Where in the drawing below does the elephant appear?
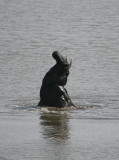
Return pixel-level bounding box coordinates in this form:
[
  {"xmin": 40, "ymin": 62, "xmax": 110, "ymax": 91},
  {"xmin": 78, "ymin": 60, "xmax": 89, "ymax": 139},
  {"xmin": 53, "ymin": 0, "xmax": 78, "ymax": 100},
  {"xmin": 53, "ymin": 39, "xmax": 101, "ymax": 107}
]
[{"xmin": 38, "ymin": 51, "xmax": 74, "ymax": 108}]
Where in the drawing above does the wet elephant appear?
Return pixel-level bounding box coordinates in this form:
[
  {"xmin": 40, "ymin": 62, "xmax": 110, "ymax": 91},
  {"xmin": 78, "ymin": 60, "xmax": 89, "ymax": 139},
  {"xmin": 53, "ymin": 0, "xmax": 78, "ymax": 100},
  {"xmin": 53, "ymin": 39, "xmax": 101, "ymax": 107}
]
[{"xmin": 38, "ymin": 51, "xmax": 74, "ymax": 108}]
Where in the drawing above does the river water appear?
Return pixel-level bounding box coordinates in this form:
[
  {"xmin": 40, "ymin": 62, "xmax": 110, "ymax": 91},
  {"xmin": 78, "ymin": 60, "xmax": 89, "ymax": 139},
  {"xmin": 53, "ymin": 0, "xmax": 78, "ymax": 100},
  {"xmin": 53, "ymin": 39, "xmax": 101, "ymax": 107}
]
[{"xmin": 0, "ymin": 0, "xmax": 119, "ymax": 159}]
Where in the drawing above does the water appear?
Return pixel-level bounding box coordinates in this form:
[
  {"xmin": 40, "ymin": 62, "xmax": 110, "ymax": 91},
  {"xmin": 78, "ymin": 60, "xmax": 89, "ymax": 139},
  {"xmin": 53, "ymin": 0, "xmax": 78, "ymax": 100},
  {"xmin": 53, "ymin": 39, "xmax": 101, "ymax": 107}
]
[{"xmin": 0, "ymin": 0, "xmax": 119, "ymax": 159}]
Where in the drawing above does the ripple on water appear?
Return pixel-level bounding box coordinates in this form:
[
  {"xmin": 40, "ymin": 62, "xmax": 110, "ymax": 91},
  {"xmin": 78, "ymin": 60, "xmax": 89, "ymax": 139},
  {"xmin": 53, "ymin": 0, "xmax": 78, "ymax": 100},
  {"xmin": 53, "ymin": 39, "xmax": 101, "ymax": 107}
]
[{"xmin": 13, "ymin": 104, "xmax": 102, "ymax": 113}]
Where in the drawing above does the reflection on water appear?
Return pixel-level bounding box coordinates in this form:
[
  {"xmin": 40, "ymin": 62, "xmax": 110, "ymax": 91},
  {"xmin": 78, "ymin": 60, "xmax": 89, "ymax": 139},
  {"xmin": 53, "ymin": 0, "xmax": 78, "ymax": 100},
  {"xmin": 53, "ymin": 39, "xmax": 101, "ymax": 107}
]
[{"xmin": 40, "ymin": 112, "xmax": 70, "ymax": 142}]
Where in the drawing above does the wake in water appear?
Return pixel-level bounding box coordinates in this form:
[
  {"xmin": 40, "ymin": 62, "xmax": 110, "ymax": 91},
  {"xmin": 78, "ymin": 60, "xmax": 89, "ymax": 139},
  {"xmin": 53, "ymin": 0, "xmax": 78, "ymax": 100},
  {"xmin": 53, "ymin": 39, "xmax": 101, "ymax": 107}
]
[{"xmin": 14, "ymin": 103, "xmax": 102, "ymax": 113}]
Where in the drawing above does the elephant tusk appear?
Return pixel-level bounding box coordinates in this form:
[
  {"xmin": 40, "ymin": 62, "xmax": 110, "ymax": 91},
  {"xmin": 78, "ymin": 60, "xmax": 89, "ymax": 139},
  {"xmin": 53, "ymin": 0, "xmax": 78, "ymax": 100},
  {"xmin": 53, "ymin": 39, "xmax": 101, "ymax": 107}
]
[
  {"xmin": 69, "ymin": 58, "xmax": 72, "ymax": 68},
  {"xmin": 66, "ymin": 56, "xmax": 68, "ymax": 62}
]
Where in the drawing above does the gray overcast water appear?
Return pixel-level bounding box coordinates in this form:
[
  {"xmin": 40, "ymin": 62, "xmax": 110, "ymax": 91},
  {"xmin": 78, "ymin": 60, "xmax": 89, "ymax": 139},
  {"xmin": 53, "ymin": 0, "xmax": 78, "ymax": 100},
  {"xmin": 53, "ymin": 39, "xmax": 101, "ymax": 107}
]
[{"xmin": 0, "ymin": 0, "xmax": 119, "ymax": 160}]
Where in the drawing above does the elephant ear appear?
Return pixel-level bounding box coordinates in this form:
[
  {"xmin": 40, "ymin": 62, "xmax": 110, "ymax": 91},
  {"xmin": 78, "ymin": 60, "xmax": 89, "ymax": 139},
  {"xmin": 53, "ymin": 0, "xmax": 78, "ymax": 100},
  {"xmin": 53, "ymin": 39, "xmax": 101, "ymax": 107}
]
[{"xmin": 52, "ymin": 51, "xmax": 72, "ymax": 68}]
